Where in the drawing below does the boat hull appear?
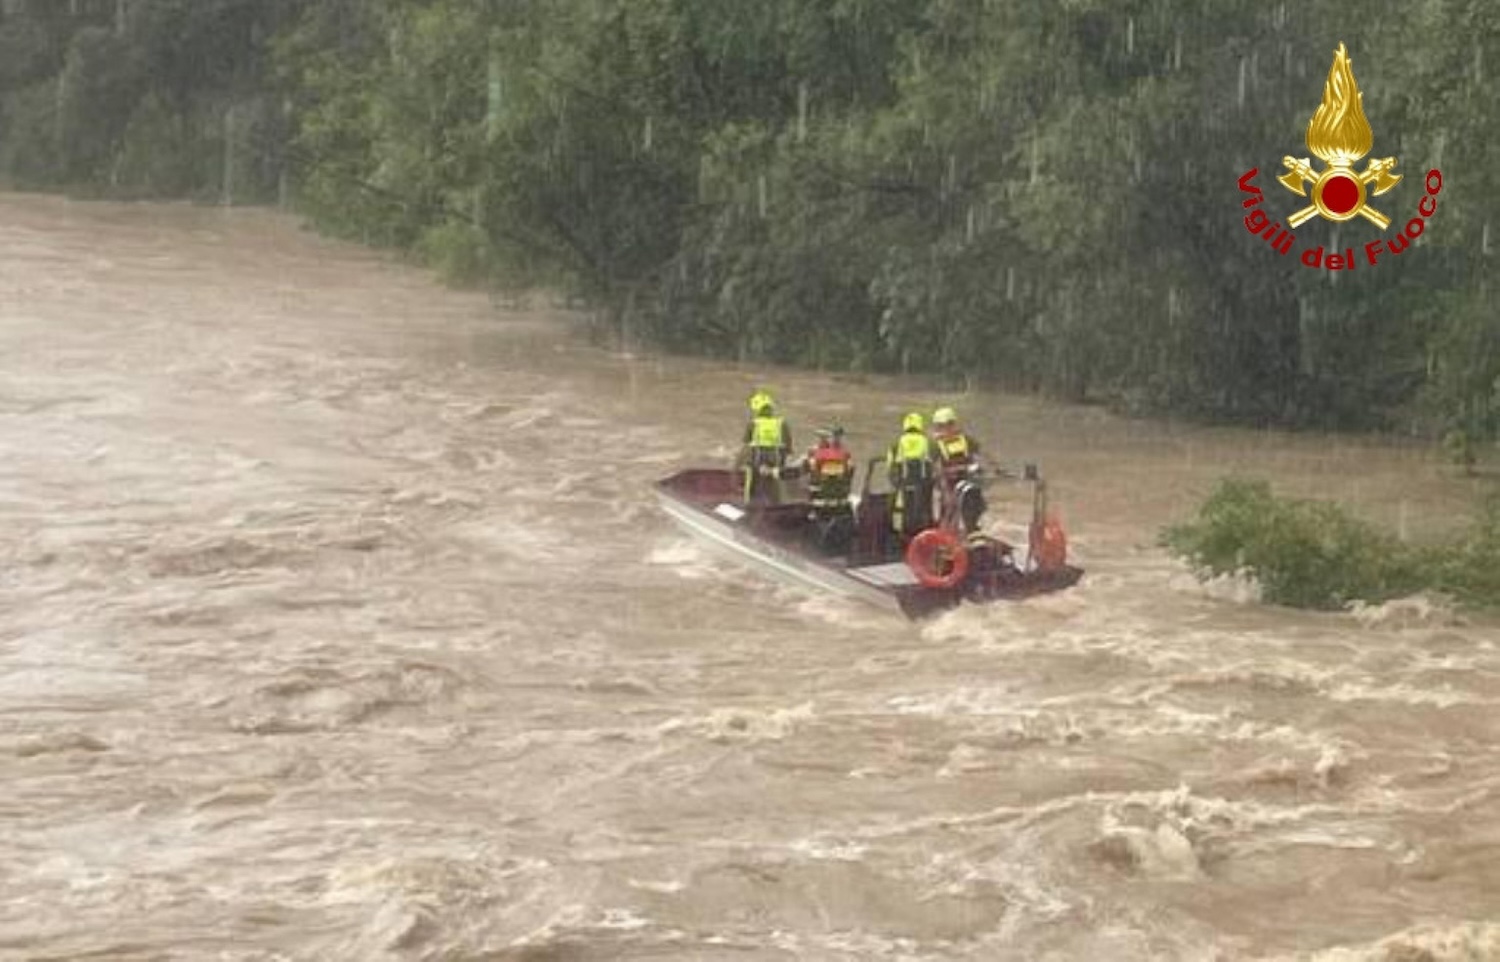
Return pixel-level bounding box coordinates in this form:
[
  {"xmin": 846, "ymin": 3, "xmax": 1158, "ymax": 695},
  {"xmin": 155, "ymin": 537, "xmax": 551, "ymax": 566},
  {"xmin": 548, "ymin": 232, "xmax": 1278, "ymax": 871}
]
[
  {"xmin": 654, "ymin": 469, "xmax": 1082, "ymax": 619},
  {"xmin": 655, "ymin": 492, "xmax": 904, "ymax": 613}
]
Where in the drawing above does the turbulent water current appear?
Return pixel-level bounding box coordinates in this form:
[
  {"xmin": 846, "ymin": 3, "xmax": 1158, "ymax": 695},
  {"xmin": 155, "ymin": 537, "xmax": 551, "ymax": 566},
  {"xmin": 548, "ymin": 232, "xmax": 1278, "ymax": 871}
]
[{"xmin": 2, "ymin": 195, "xmax": 1498, "ymax": 961}]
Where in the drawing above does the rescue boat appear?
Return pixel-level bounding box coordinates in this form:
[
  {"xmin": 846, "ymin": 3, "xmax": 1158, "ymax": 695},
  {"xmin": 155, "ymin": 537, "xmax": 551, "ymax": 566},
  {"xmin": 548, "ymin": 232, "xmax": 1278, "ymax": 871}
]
[{"xmin": 654, "ymin": 459, "xmax": 1083, "ymax": 618}]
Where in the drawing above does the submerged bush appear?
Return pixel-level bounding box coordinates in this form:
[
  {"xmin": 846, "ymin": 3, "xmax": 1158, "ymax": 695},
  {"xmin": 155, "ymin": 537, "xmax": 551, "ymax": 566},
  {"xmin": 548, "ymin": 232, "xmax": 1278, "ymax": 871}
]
[
  {"xmin": 1429, "ymin": 494, "xmax": 1500, "ymax": 608},
  {"xmin": 1160, "ymin": 479, "xmax": 1500, "ymax": 611}
]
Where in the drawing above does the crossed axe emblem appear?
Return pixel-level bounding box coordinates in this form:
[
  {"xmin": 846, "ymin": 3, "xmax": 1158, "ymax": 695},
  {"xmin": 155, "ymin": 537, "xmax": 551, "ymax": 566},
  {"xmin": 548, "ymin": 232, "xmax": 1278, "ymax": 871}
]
[{"xmin": 1278, "ymin": 156, "xmax": 1402, "ymax": 230}]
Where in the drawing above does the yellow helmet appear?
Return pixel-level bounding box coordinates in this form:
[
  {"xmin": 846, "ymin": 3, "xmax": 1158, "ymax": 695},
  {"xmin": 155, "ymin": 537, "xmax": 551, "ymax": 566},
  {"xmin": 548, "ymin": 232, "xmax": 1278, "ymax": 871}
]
[
  {"xmin": 902, "ymin": 412, "xmax": 925, "ymax": 432},
  {"xmin": 933, "ymin": 406, "xmax": 958, "ymax": 427},
  {"xmin": 748, "ymin": 390, "xmax": 774, "ymax": 415}
]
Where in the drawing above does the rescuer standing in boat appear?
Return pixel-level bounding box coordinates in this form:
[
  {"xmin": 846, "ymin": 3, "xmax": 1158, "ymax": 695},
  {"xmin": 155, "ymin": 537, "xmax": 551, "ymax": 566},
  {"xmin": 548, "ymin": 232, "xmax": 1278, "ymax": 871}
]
[
  {"xmin": 738, "ymin": 390, "xmax": 792, "ymax": 505},
  {"xmin": 805, "ymin": 426, "xmax": 853, "ymax": 513},
  {"xmin": 886, "ymin": 412, "xmax": 935, "ymax": 540},
  {"xmin": 803, "ymin": 425, "xmax": 854, "ymax": 552},
  {"xmin": 932, "ymin": 406, "xmax": 987, "ymax": 535}
]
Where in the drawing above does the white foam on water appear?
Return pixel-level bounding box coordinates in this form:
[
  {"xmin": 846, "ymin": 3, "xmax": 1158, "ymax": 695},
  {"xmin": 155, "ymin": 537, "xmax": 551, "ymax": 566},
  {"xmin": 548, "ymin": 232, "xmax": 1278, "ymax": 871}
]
[
  {"xmin": 1253, "ymin": 921, "xmax": 1500, "ymax": 961},
  {"xmin": 645, "ymin": 537, "xmax": 716, "ymax": 575},
  {"xmin": 1346, "ymin": 593, "xmax": 1464, "ymax": 630},
  {"xmin": 1325, "ymin": 681, "xmax": 1482, "ymax": 707},
  {"xmin": 688, "ymin": 701, "xmax": 817, "ymax": 743},
  {"xmin": 1168, "ymin": 563, "xmax": 1265, "ymax": 605},
  {"xmin": 626, "ymin": 877, "xmax": 686, "ymax": 894},
  {"xmin": 787, "ymin": 837, "xmax": 869, "ymax": 862}
]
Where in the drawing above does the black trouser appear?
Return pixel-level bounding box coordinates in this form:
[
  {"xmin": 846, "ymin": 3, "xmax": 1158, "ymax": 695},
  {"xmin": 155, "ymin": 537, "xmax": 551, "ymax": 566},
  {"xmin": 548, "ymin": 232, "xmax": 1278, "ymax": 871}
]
[{"xmin": 955, "ymin": 479, "xmax": 986, "ymax": 533}]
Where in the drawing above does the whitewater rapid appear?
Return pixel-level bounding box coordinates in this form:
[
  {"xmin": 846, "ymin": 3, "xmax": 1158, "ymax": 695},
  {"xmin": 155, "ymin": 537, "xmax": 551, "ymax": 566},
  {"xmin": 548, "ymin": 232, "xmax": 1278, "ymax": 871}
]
[{"xmin": 2, "ymin": 195, "xmax": 1497, "ymax": 961}]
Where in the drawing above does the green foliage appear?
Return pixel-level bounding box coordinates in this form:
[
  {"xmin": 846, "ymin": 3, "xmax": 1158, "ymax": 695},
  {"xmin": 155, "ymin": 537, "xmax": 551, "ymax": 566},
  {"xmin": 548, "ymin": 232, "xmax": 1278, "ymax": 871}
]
[
  {"xmin": 0, "ymin": 0, "xmax": 300, "ymax": 199},
  {"xmin": 1164, "ymin": 479, "xmax": 1500, "ymax": 611},
  {"xmin": 1428, "ymin": 494, "xmax": 1500, "ymax": 606},
  {"xmin": 416, "ymin": 219, "xmax": 494, "ymax": 288},
  {"xmin": 112, "ymin": 94, "xmax": 193, "ymax": 197},
  {"xmin": 0, "ymin": 80, "xmax": 60, "ymax": 186},
  {"xmin": 2, "ymin": 0, "xmax": 1498, "ymax": 451}
]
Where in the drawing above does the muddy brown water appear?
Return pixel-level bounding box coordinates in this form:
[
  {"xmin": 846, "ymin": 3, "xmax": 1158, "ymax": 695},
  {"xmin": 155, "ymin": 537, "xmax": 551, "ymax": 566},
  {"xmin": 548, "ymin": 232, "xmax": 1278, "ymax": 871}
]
[{"xmin": 2, "ymin": 194, "xmax": 1498, "ymax": 961}]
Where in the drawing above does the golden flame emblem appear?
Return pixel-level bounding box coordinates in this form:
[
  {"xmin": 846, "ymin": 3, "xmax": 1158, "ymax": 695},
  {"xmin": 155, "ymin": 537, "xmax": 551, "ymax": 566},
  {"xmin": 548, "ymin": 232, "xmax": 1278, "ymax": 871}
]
[{"xmin": 1278, "ymin": 43, "xmax": 1401, "ymax": 229}]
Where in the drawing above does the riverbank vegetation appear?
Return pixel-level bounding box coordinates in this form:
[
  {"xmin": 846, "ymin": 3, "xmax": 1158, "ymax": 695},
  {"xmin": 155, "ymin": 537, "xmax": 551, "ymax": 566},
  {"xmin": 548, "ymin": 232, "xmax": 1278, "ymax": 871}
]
[
  {"xmin": 1, "ymin": 0, "xmax": 1496, "ymax": 453},
  {"xmin": 1164, "ymin": 479, "xmax": 1500, "ymax": 610}
]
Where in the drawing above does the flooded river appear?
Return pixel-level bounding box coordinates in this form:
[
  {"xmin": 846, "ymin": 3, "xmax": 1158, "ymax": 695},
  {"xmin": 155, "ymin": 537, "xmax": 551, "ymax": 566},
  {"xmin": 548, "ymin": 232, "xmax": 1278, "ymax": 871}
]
[{"xmin": 2, "ymin": 194, "xmax": 1498, "ymax": 961}]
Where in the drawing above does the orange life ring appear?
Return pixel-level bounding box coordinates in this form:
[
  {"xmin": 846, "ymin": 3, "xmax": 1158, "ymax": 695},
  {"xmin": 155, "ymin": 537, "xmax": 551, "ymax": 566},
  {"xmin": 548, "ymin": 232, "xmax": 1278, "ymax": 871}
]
[
  {"xmin": 905, "ymin": 528, "xmax": 970, "ymax": 590},
  {"xmin": 1029, "ymin": 514, "xmax": 1068, "ymax": 571}
]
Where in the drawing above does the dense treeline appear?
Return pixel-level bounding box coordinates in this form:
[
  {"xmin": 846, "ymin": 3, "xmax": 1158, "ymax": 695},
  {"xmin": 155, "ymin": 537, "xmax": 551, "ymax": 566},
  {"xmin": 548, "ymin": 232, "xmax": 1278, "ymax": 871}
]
[
  {"xmin": 2, "ymin": 0, "xmax": 1496, "ymax": 451},
  {"xmin": 0, "ymin": 0, "xmax": 299, "ymax": 202}
]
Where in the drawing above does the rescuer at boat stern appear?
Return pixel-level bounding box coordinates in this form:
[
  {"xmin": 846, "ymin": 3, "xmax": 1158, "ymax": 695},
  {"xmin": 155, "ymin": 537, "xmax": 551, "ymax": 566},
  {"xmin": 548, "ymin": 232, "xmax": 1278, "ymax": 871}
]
[
  {"xmin": 932, "ymin": 406, "xmax": 987, "ymax": 535},
  {"xmin": 886, "ymin": 412, "xmax": 935, "ymax": 541},
  {"xmin": 738, "ymin": 390, "xmax": 792, "ymax": 505}
]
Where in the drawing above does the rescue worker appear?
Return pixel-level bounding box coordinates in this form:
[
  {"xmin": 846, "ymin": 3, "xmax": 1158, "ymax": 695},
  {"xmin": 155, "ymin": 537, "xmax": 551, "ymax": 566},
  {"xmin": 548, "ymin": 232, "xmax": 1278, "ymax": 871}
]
[
  {"xmin": 886, "ymin": 412, "xmax": 935, "ymax": 540},
  {"xmin": 738, "ymin": 390, "xmax": 792, "ymax": 505},
  {"xmin": 805, "ymin": 426, "xmax": 853, "ymax": 515},
  {"xmin": 932, "ymin": 406, "xmax": 987, "ymax": 534},
  {"xmin": 802, "ymin": 425, "xmax": 855, "ymax": 553}
]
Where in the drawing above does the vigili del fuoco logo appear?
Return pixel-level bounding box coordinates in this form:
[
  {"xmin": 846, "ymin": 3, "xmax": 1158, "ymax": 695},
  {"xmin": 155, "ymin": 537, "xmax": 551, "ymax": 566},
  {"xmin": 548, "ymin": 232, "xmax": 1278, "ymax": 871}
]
[{"xmin": 1236, "ymin": 43, "xmax": 1443, "ymax": 272}]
